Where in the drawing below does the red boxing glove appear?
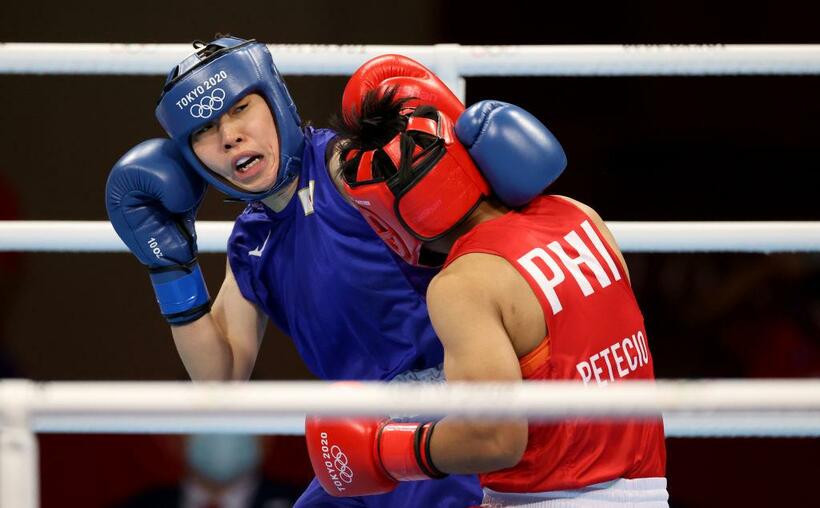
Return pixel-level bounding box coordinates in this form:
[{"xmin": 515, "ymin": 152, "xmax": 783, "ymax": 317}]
[
  {"xmin": 305, "ymin": 416, "xmax": 446, "ymax": 497},
  {"xmin": 342, "ymin": 54, "xmax": 464, "ymax": 125}
]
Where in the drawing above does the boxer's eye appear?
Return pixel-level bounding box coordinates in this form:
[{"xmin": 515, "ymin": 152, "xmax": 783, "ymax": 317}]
[{"xmin": 192, "ymin": 123, "xmax": 214, "ymax": 140}]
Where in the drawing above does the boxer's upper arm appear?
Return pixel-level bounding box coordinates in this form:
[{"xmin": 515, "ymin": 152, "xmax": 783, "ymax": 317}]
[
  {"xmin": 426, "ymin": 258, "xmax": 522, "ymax": 382},
  {"xmin": 425, "ymin": 257, "xmax": 528, "ymax": 471},
  {"xmin": 211, "ymin": 259, "xmax": 268, "ymax": 379}
]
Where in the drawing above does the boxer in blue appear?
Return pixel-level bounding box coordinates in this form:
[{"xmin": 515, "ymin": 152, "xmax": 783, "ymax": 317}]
[{"xmin": 106, "ymin": 36, "xmax": 483, "ymax": 506}]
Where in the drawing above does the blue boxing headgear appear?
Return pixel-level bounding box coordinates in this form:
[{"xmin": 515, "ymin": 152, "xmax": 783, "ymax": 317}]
[{"xmin": 156, "ymin": 36, "xmax": 304, "ymax": 201}]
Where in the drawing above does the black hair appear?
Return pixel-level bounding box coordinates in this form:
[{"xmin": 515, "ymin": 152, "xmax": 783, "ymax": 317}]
[
  {"xmin": 331, "ymin": 86, "xmax": 441, "ymax": 185},
  {"xmin": 331, "ymin": 87, "xmax": 455, "ymax": 267}
]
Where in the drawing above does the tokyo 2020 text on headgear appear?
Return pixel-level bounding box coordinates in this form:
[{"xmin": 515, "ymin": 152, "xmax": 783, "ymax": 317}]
[
  {"xmin": 156, "ymin": 36, "xmax": 304, "ymax": 201},
  {"xmin": 344, "ymin": 106, "xmax": 490, "ymax": 267}
]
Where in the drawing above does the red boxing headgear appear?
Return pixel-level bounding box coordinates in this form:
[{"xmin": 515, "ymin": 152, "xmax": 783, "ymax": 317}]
[
  {"xmin": 342, "ymin": 54, "xmax": 465, "ymax": 128},
  {"xmin": 343, "ymin": 108, "xmax": 490, "ymax": 266}
]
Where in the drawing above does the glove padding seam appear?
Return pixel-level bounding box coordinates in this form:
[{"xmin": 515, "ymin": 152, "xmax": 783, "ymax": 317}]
[
  {"xmin": 467, "ymin": 106, "xmax": 504, "ymax": 154},
  {"xmin": 458, "ymin": 100, "xmax": 506, "ymax": 149}
]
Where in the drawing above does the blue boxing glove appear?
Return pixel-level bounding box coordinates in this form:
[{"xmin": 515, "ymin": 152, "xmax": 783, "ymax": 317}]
[
  {"xmin": 105, "ymin": 139, "xmax": 210, "ymax": 325},
  {"xmin": 455, "ymin": 100, "xmax": 567, "ymax": 208}
]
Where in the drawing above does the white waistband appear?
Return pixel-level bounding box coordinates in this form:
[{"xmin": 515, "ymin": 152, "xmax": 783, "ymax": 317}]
[
  {"xmin": 389, "ymin": 363, "xmax": 445, "ymax": 383},
  {"xmin": 482, "ymin": 477, "xmax": 669, "ymax": 507},
  {"xmin": 388, "ymin": 364, "xmax": 445, "ymax": 422}
]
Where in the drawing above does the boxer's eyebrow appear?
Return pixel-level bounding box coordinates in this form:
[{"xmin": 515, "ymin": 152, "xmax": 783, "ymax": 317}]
[{"xmin": 191, "ymin": 122, "xmax": 216, "ymax": 142}]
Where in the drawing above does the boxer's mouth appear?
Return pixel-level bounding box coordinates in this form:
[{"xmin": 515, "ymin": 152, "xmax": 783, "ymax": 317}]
[{"xmin": 234, "ymin": 154, "xmax": 263, "ymax": 173}]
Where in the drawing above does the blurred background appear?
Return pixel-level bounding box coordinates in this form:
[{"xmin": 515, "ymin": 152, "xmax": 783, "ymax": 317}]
[{"xmin": 2, "ymin": 0, "xmax": 819, "ymax": 506}]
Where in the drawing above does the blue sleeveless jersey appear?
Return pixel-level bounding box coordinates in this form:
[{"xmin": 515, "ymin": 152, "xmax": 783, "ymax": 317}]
[
  {"xmin": 228, "ymin": 128, "xmax": 442, "ymax": 380},
  {"xmin": 229, "ymin": 128, "xmax": 483, "ymax": 507}
]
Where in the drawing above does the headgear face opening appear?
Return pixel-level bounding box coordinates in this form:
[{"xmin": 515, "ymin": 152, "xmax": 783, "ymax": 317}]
[
  {"xmin": 156, "ymin": 36, "xmax": 305, "ymax": 201},
  {"xmin": 343, "ymin": 109, "xmax": 490, "ymax": 266}
]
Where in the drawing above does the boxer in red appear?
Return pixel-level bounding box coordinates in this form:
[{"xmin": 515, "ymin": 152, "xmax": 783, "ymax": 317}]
[{"xmin": 305, "ymin": 56, "xmax": 668, "ymax": 507}]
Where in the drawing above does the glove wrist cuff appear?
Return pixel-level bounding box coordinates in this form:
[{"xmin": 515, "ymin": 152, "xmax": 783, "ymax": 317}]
[
  {"xmin": 149, "ymin": 262, "xmax": 211, "ymax": 324},
  {"xmin": 378, "ymin": 421, "xmax": 447, "ymax": 481}
]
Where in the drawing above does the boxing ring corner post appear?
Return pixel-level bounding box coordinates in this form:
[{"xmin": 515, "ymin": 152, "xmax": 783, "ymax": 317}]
[{"xmin": 0, "ymin": 380, "xmax": 39, "ymax": 508}]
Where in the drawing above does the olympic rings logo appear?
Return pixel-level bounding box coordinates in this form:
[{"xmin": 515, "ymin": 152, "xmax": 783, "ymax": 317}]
[
  {"xmin": 330, "ymin": 445, "xmax": 354, "ymax": 484},
  {"xmin": 189, "ymin": 88, "xmax": 226, "ymax": 119}
]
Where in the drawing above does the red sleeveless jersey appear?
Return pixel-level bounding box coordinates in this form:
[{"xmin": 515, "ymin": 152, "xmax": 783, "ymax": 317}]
[{"xmin": 443, "ymin": 195, "xmax": 666, "ymax": 493}]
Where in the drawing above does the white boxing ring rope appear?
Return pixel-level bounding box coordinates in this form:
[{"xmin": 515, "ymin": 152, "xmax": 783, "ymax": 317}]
[
  {"xmin": 7, "ymin": 43, "xmax": 820, "ymax": 75},
  {"xmin": 5, "ymin": 43, "xmax": 820, "ymax": 104},
  {"xmin": 4, "ymin": 43, "xmax": 820, "ymax": 507},
  {"xmin": 2, "ymin": 221, "xmax": 820, "ymax": 253},
  {"xmin": 3, "ymin": 381, "xmax": 820, "ymax": 508},
  {"xmin": 3, "ymin": 380, "xmax": 820, "ymax": 437}
]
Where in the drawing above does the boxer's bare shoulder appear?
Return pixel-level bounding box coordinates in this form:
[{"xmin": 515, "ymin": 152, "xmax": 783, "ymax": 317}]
[{"xmin": 430, "ymin": 253, "xmax": 546, "ymax": 359}]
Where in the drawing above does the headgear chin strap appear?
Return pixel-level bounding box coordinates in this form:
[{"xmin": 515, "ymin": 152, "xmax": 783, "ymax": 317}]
[
  {"xmin": 156, "ymin": 36, "xmax": 304, "ymax": 201},
  {"xmin": 344, "ymin": 110, "xmax": 490, "ymax": 267}
]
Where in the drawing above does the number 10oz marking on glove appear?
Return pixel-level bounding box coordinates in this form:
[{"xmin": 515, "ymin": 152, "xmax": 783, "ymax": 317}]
[{"xmin": 147, "ymin": 238, "xmax": 163, "ymax": 259}]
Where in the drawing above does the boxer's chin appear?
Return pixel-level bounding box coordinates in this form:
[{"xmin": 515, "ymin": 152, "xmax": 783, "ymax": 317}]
[{"xmin": 224, "ymin": 158, "xmax": 279, "ymax": 194}]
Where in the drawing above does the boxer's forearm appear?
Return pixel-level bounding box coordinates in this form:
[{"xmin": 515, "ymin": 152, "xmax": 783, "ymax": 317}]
[
  {"xmin": 429, "ymin": 417, "xmax": 528, "ymax": 474},
  {"xmin": 169, "ymin": 259, "xmax": 267, "ymax": 381},
  {"xmin": 171, "ymin": 314, "xmax": 235, "ymax": 381},
  {"xmin": 426, "ymin": 265, "xmax": 529, "ymax": 473}
]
